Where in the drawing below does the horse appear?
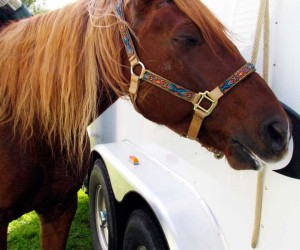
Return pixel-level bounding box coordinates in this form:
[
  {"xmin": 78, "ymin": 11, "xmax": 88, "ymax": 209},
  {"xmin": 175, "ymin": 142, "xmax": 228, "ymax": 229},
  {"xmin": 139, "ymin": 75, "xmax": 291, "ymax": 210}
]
[{"xmin": 0, "ymin": 0, "xmax": 290, "ymax": 249}]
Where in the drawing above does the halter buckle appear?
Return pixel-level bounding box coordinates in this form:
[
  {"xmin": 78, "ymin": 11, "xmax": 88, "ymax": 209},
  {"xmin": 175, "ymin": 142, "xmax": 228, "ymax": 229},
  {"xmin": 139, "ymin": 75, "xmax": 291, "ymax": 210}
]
[
  {"xmin": 193, "ymin": 91, "xmax": 218, "ymax": 116},
  {"xmin": 130, "ymin": 59, "xmax": 146, "ymax": 79}
]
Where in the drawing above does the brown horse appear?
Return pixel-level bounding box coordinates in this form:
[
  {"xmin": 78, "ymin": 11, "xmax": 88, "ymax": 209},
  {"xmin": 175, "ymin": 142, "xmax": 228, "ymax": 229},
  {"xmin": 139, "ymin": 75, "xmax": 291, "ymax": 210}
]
[{"xmin": 0, "ymin": 0, "xmax": 290, "ymax": 249}]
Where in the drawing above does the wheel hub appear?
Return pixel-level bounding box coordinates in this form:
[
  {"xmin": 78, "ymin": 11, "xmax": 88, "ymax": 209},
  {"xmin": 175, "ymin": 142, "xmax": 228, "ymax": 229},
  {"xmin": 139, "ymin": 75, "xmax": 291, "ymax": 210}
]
[
  {"xmin": 99, "ymin": 210, "xmax": 107, "ymax": 227},
  {"xmin": 95, "ymin": 185, "xmax": 109, "ymax": 249}
]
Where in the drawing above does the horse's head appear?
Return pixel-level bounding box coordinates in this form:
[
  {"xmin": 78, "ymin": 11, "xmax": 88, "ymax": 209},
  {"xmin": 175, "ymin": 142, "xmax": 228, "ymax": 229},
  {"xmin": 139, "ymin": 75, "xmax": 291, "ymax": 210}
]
[{"xmin": 120, "ymin": 0, "xmax": 290, "ymax": 170}]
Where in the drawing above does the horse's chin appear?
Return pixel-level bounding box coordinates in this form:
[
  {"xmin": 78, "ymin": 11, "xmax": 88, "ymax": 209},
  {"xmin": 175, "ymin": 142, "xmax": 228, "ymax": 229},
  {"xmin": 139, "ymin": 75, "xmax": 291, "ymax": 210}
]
[
  {"xmin": 226, "ymin": 141, "xmax": 264, "ymax": 170},
  {"xmin": 226, "ymin": 136, "xmax": 290, "ymax": 170}
]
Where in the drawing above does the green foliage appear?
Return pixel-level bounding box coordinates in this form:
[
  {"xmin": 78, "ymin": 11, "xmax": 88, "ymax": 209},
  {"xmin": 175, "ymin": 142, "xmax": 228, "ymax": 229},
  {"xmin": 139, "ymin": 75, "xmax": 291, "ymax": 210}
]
[
  {"xmin": 22, "ymin": 0, "xmax": 36, "ymax": 8},
  {"xmin": 8, "ymin": 212, "xmax": 40, "ymax": 249},
  {"xmin": 67, "ymin": 190, "xmax": 94, "ymax": 250},
  {"xmin": 8, "ymin": 190, "xmax": 93, "ymax": 250},
  {"xmin": 23, "ymin": 0, "xmax": 48, "ymax": 14}
]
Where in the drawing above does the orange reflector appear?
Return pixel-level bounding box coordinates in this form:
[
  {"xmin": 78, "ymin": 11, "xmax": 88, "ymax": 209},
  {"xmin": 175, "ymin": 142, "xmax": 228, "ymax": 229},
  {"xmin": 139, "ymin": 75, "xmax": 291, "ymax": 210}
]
[{"xmin": 129, "ymin": 155, "xmax": 139, "ymax": 165}]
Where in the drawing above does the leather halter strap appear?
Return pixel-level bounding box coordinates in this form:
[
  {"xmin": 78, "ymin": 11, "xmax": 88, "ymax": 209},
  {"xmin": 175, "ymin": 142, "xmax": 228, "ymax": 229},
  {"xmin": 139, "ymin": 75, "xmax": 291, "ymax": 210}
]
[{"xmin": 116, "ymin": 0, "xmax": 256, "ymax": 140}]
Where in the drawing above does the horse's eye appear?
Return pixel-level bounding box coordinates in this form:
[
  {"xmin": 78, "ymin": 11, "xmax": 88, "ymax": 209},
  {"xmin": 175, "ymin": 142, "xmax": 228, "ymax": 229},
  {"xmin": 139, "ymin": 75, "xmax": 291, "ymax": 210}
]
[{"xmin": 173, "ymin": 35, "xmax": 200, "ymax": 48}]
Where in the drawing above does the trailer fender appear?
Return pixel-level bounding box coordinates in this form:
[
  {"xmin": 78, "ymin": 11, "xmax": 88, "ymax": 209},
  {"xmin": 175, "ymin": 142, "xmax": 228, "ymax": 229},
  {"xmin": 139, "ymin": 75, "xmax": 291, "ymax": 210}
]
[{"xmin": 92, "ymin": 140, "xmax": 228, "ymax": 250}]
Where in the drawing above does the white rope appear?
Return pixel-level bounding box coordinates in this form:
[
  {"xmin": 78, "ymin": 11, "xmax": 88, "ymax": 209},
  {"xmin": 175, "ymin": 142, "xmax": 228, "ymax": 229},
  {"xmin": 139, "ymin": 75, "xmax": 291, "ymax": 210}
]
[
  {"xmin": 262, "ymin": 0, "xmax": 270, "ymax": 83},
  {"xmin": 251, "ymin": 0, "xmax": 270, "ymax": 248},
  {"xmin": 251, "ymin": 167, "xmax": 266, "ymax": 248},
  {"xmin": 251, "ymin": 0, "xmax": 270, "ymax": 84}
]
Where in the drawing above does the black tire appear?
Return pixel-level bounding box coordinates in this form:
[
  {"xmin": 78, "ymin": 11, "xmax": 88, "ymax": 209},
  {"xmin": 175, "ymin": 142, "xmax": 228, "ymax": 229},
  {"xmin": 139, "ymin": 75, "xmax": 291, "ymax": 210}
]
[
  {"xmin": 89, "ymin": 159, "xmax": 118, "ymax": 250},
  {"xmin": 123, "ymin": 208, "xmax": 168, "ymax": 250}
]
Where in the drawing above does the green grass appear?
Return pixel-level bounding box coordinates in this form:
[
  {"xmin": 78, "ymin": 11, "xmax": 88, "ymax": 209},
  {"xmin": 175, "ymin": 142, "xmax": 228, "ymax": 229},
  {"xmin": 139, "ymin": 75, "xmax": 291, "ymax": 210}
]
[{"xmin": 8, "ymin": 190, "xmax": 93, "ymax": 250}]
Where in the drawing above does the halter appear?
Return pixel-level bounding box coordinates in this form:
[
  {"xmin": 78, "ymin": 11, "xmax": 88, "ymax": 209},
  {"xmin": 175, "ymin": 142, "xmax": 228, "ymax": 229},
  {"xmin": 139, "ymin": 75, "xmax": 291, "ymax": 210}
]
[{"xmin": 116, "ymin": 0, "xmax": 256, "ymax": 140}]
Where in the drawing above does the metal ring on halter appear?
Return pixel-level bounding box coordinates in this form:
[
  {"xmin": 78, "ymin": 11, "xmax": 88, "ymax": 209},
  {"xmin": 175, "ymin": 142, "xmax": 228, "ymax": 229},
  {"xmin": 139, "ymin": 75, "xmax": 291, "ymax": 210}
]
[{"xmin": 130, "ymin": 61, "xmax": 146, "ymax": 79}]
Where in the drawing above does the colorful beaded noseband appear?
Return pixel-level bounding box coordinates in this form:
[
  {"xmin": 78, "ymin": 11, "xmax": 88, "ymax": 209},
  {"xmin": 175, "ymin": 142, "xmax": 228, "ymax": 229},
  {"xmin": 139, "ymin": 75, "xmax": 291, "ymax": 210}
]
[{"xmin": 116, "ymin": 0, "xmax": 256, "ymax": 140}]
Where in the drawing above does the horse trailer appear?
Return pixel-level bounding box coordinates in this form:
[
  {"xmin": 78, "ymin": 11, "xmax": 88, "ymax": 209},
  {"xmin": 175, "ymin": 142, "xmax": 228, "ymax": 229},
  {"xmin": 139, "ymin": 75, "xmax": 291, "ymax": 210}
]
[{"xmin": 86, "ymin": 0, "xmax": 300, "ymax": 249}]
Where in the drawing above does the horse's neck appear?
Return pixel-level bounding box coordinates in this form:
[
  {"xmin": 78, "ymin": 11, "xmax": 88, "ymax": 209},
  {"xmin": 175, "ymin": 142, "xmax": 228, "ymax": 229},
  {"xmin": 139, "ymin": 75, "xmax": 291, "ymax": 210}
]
[
  {"xmin": 96, "ymin": 87, "xmax": 119, "ymax": 117},
  {"xmin": 96, "ymin": 53, "xmax": 130, "ymax": 117}
]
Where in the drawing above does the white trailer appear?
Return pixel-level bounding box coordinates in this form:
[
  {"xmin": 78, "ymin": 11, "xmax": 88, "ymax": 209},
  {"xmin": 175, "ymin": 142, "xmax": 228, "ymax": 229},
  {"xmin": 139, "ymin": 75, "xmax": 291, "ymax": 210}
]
[{"xmin": 86, "ymin": 0, "xmax": 300, "ymax": 249}]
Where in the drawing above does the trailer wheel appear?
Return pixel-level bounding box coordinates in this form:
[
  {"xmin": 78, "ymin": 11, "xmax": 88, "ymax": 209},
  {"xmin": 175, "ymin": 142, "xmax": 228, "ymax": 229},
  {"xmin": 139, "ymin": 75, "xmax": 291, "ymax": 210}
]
[
  {"xmin": 123, "ymin": 208, "xmax": 168, "ymax": 250},
  {"xmin": 89, "ymin": 159, "xmax": 118, "ymax": 250}
]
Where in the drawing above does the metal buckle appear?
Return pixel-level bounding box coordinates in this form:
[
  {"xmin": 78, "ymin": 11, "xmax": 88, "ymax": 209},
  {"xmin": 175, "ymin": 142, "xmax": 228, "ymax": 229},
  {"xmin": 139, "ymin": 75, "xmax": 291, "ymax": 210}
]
[
  {"xmin": 130, "ymin": 60, "xmax": 145, "ymax": 79},
  {"xmin": 194, "ymin": 91, "xmax": 218, "ymax": 116}
]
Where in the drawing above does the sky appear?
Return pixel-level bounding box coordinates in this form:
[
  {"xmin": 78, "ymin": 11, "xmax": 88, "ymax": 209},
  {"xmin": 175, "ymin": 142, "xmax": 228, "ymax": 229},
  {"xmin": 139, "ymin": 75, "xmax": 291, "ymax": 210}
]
[{"xmin": 45, "ymin": 0, "xmax": 76, "ymax": 10}]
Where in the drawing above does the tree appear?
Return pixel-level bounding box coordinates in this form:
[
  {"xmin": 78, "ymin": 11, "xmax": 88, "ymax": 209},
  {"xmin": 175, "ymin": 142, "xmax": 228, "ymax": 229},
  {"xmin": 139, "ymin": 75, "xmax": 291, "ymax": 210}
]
[
  {"xmin": 23, "ymin": 0, "xmax": 48, "ymax": 14},
  {"xmin": 23, "ymin": 0, "xmax": 36, "ymax": 7}
]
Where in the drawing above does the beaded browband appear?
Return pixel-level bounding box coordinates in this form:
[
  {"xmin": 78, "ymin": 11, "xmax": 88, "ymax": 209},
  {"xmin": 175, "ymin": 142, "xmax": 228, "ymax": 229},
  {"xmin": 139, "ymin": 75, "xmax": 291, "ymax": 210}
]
[{"xmin": 116, "ymin": 0, "xmax": 256, "ymax": 140}]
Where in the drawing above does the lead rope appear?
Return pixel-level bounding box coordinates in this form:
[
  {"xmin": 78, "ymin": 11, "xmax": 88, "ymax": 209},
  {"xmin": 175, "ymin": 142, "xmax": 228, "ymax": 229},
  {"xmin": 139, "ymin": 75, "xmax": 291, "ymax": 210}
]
[
  {"xmin": 251, "ymin": 0, "xmax": 270, "ymax": 248},
  {"xmin": 251, "ymin": 0, "xmax": 270, "ymax": 84},
  {"xmin": 251, "ymin": 167, "xmax": 266, "ymax": 248}
]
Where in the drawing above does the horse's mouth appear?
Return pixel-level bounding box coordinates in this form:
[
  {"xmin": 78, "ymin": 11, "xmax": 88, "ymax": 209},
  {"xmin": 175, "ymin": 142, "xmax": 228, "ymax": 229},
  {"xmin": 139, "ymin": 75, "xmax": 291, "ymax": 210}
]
[{"xmin": 230, "ymin": 140, "xmax": 266, "ymax": 170}]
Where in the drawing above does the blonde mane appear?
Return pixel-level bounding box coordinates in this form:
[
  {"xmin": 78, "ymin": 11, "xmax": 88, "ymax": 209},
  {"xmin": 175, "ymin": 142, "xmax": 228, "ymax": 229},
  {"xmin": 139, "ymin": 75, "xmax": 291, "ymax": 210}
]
[
  {"xmin": 0, "ymin": 0, "xmax": 236, "ymax": 167},
  {"xmin": 0, "ymin": 0, "xmax": 127, "ymax": 166}
]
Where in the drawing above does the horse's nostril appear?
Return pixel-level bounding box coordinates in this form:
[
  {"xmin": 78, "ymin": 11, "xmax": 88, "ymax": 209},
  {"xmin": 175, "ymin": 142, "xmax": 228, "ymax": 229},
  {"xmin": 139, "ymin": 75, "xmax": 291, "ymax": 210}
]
[{"xmin": 264, "ymin": 120, "xmax": 288, "ymax": 154}]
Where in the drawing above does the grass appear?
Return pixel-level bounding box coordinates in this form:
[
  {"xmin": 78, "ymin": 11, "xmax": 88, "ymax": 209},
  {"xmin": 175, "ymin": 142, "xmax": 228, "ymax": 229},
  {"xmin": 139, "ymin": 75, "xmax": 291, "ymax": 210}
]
[{"xmin": 8, "ymin": 190, "xmax": 93, "ymax": 250}]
